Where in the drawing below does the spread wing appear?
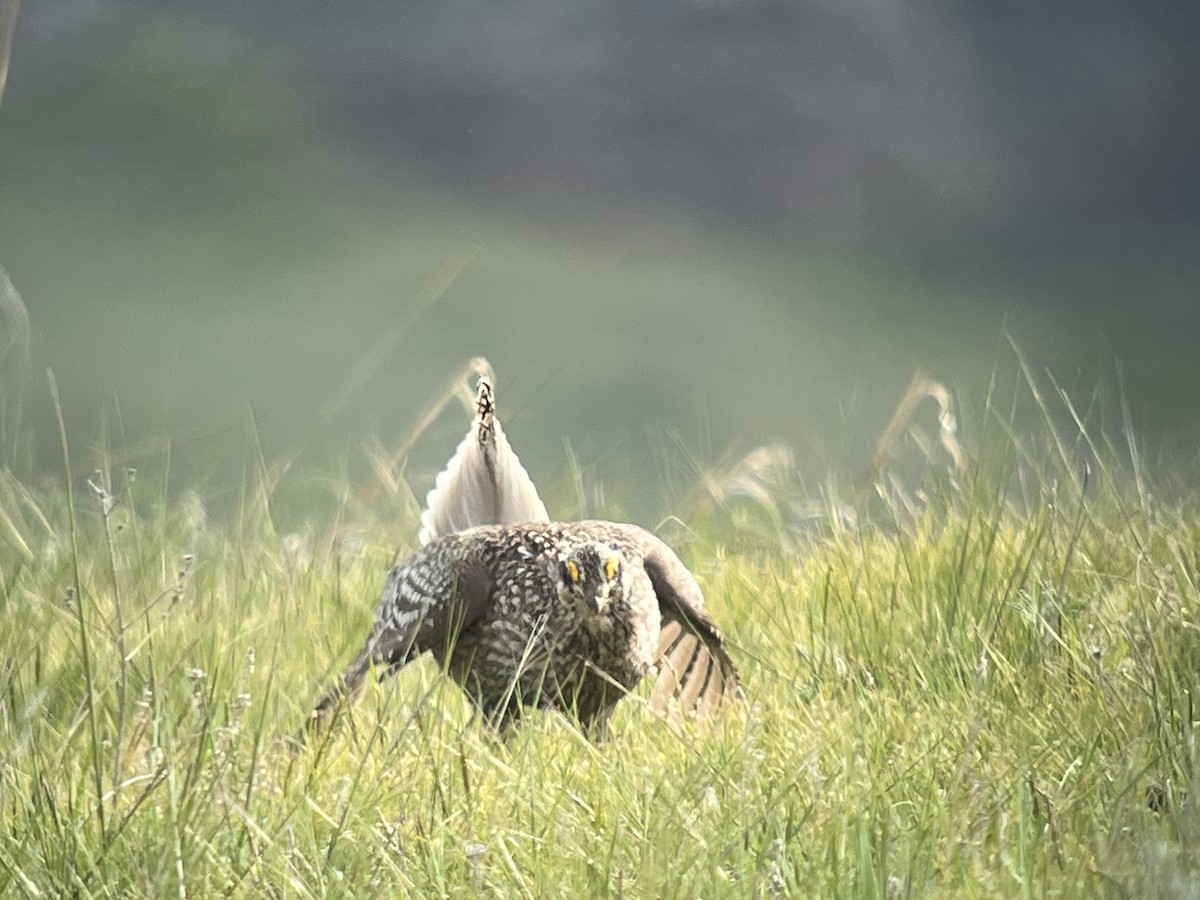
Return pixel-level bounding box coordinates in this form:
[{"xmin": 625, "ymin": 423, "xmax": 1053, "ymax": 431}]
[
  {"xmin": 642, "ymin": 540, "xmax": 741, "ymax": 718},
  {"xmin": 311, "ymin": 539, "xmax": 492, "ymax": 725},
  {"xmin": 418, "ymin": 377, "xmax": 549, "ymax": 545}
]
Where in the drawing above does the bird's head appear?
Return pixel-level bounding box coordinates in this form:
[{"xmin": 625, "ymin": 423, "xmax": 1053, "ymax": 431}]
[{"xmin": 556, "ymin": 542, "xmax": 627, "ymax": 626}]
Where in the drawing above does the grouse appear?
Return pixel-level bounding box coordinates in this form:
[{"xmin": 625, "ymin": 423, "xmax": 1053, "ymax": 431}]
[{"xmin": 313, "ymin": 372, "xmax": 739, "ymax": 734}]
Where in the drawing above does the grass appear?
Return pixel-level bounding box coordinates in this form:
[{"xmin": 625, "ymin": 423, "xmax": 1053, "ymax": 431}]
[{"xmin": 2, "ymin": 366, "xmax": 1200, "ymax": 898}]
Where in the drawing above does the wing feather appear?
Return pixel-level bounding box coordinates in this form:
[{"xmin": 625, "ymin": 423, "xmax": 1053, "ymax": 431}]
[
  {"xmin": 651, "ymin": 626, "xmax": 697, "ymax": 708},
  {"xmin": 642, "ymin": 539, "xmax": 741, "ymax": 717},
  {"xmin": 657, "ymin": 619, "xmax": 687, "ymax": 658},
  {"xmin": 675, "ymin": 646, "xmax": 713, "ymax": 712},
  {"xmin": 311, "ymin": 539, "xmax": 491, "ymax": 727}
]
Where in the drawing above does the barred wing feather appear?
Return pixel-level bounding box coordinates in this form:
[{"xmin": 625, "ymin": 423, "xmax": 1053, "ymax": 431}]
[{"xmin": 641, "ymin": 540, "xmax": 741, "ymax": 718}]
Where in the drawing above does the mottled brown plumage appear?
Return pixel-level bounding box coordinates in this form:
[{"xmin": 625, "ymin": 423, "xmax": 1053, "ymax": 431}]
[{"xmin": 313, "ymin": 520, "xmax": 739, "ymax": 734}]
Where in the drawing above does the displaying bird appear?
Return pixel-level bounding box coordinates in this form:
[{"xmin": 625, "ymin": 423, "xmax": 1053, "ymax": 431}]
[{"xmin": 313, "ymin": 372, "xmax": 739, "ymax": 734}]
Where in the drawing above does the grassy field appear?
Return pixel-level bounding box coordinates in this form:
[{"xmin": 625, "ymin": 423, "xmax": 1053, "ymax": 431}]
[{"xmin": 2, "ymin": 372, "xmax": 1199, "ymax": 898}]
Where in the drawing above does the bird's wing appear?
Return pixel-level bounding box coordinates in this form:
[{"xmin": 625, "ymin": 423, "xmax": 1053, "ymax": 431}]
[
  {"xmin": 312, "ymin": 540, "xmax": 492, "ymax": 723},
  {"xmin": 641, "ymin": 539, "xmax": 742, "ymax": 718},
  {"xmin": 371, "ymin": 547, "xmax": 493, "ymax": 665},
  {"xmin": 418, "ymin": 377, "xmax": 549, "ymax": 545}
]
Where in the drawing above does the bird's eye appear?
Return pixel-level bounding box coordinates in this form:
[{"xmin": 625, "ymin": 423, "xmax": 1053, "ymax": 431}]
[
  {"xmin": 604, "ymin": 556, "xmax": 619, "ymax": 581},
  {"xmin": 565, "ymin": 560, "xmax": 581, "ymax": 584}
]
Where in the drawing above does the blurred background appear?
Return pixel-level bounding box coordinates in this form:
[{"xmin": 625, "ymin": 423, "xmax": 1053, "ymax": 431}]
[{"xmin": 0, "ymin": 0, "xmax": 1197, "ymax": 519}]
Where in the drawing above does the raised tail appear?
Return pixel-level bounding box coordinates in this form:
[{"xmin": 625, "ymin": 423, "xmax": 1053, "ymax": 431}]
[{"xmin": 418, "ymin": 376, "xmax": 549, "ymax": 545}]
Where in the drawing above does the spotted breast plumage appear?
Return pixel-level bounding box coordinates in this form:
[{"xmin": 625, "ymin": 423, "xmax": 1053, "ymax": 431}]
[{"xmin": 313, "ymin": 519, "xmax": 738, "ymax": 733}]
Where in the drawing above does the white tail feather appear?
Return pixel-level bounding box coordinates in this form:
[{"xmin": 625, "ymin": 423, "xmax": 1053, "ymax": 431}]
[{"xmin": 418, "ymin": 377, "xmax": 549, "ymax": 545}]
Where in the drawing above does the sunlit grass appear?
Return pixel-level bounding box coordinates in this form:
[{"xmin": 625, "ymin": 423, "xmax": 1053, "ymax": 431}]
[{"xmin": 2, "ymin": 369, "xmax": 1200, "ymax": 897}]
